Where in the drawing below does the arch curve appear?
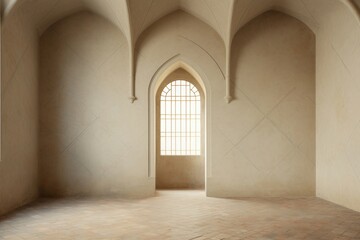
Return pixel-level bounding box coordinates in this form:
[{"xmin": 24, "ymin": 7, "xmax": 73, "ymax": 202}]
[
  {"xmin": 2, "ymin": 0, "xmax": 131, "ymax": 39},
  {"xmin": 135, "ymin": 9, "xmax": 225, "ymax": 51},
  {"xmin": 148, "ymin": 56, "xmax": 213, "ymax": 186},
  {"xmin": 229, "ymin": 0, "xmax": 360, "ymax": 41}
]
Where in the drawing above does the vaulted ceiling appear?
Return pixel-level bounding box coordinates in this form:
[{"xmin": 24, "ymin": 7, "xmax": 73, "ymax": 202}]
[
  {"xmin": 2, "ymin": 0, "xmax": 360, "ymax": 102},
  {"xmin": 2, "ymin": 0, "xmax": 359, "ymax": 46}
]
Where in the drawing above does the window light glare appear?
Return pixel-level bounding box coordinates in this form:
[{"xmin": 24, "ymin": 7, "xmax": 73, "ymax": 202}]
[{"xmin": 160, "ymin": 80, "xmax": 201, "ymax": 156}]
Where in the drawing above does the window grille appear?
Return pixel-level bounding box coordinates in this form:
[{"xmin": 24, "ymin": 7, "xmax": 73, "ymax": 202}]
[{"xmin": 160, "ymin": 80, "xmax": 201, "ymax": 156}]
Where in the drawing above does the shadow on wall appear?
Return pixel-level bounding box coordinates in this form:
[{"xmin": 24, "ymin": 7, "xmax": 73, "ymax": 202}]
[
  {"xmin": 231, "ymin": 10, "xmax": 315, "ymax": 102},
  {"xmin": 38, "ymin": 12, "xmax": 150, "ymax": 197},
  {"xmin": 207, "ymin": 10, "xmax": 315, "ymax": 197},
  {"xmin": 38, "ymin": 10, "xmax": 315, "ymax": 198}
]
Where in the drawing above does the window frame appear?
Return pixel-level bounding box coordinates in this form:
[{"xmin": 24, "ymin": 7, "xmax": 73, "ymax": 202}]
[{"xmin": 156, "ymin": 69, "xmax": 204, "ymax": 157}]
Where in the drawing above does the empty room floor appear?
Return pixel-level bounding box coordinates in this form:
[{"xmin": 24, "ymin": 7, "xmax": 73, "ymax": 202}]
[{"xmin": 0, "ymin": 191, "xmax": 360, "ymax": 240}]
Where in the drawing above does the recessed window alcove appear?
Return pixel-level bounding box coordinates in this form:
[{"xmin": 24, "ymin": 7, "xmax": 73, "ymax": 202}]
[
  {"xmin": 156, "ymin": 69, "xmax": 205, "ymax": 189},
  {"xmin": 148, "ymin": 61, "xmax": 209, "ymax": 192}
]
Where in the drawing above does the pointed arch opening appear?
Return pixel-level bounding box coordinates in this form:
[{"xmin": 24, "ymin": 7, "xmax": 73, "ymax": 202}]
[
  {"xmin": 155, "ymin": 68, "xmax": 205, "ymax": 189},
  {"xmin": 148, "ymin": 58, "xmax": 210, "ymax": 192}
]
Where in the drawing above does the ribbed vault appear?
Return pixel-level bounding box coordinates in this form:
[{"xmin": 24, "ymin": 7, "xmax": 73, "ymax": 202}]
[{"xmin": 2, "ymin": 0, "xmax": 360, "ymax": 102}]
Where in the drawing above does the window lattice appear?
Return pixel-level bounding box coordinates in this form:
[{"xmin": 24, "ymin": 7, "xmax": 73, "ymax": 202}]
[{"xmin": 160, "ymin": 80, "xmax": 201, "ymax": 156}]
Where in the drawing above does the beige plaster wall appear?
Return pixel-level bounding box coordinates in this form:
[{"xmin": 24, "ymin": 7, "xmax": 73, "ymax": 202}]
[
  {"xmin": 140, "ymin": 11, "xmax": 315, "ymax": 197},
  {"xmin": 39, "ymin": 12, "xmax": 152, "ymax": 197},
  {"xmin": 39, "ymin": 11, "xmax": 219, "ymax": 197},
  {"xmin": 207, "ymin": 11, "xmax": 316, "ymax": 197},
  {"xmin": 156, "ymin": 156, "xmax": 205, "ymax": 189},
  {"xmin": 1, "ymin": 0, "xmax": 359, "ymax": 215},
  {"xmin": 316, "ymin": 2, "xmax": 360, "ymax": 212},
  {"xmin": 0, "ymin": 4, "xmax": 39, "ymax": 215},
  {"xmin": 39, "ymin": 10, "xmax": 315, "ymax": 198}
]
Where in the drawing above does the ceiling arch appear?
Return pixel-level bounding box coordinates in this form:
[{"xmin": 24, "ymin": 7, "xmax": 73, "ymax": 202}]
[
  {"xmin": 2, "ymin": 0, "xmax": 360, "ymax": 103},
  {"xmin": 134, "ymin": 9, "xmax": 225, "ymax": 50},
  {"xmin": 230, "ymin": 0, "xmax": 318, "ymax": 41},
  {"xmin": 2, "ymin": 0, "xmax": 132, "ymax": 42},
  {"xmin": 230, "ymin": 0, "xmax": 360, "ymax": 41},
  {"xmin": 128, "ymin": 0, "xmax": 232, "ymax": 44},
  {"xmin": 3, "ymin": 0, "xmax": 360, "ymax": 47}
]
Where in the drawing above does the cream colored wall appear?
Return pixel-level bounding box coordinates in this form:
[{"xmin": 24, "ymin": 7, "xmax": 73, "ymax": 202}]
[
  {"xmin": 156, "ymin": 156, "xmax": 205, "ymax": 189},
  {"xmin": 1, "ymin": 8, "xmax": 316, "ymax": 204},
  {"xmin": 207, "ymin": 11, "xmax": 316, "ymax": 197},
  {"xmin": 140, "ymin": 11, "xmax": 315, "ymax": 197},
  {"xmin": 38, "ymin": 10, "xmax": 315, "ymax": 198},
  {"xmin": 0, "ymin": 5, "xmax": 38, "ymax": 215},
  {"xmin": 39, "ymin": 12, "xmax": 152, "ymax": 197},
  {"xmin": 316, "ymin": 2, "xmax": 360, "ymax": 212},
  {"xmin": 1, "ymin": 0, "xmax": 359, "ymax": 216}
]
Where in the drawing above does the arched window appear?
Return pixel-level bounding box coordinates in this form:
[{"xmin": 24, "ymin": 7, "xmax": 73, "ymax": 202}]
[{"xmin": 160, "ymin": 80, "xmax": 201, "ymax": 156}]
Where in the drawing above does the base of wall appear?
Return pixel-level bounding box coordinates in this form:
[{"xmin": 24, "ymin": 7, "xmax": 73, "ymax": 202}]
[
  {"xmin": 317, "ymin": 193, "xmax": 360, "ymax": 213},
  {"xmin": 0, "ymin": 193, "xmax": 38, "ymax": 217},
  {"xmin": 206, "ymin": 178, "xmax": 315, "ymax": 198}
]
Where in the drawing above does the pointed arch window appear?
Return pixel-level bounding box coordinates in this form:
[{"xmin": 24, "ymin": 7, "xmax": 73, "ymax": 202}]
[{"xmin": 160, "ymin": 80, "xmax": 201, "ymax": 156}]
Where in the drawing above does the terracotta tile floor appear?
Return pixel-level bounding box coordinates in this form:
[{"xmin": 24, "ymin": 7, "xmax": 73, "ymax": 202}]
[{"xmin": 0, "ymin": 190, "xmax": 360, "ymax": 240}]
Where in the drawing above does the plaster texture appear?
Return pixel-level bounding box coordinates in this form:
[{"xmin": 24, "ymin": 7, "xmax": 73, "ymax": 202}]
[
  {"xmin": 0, "ymin": 3, "xmax": 39, "ymax": 216},
  {"xmin": 1, "ymin": 0, "xmax": 360, "ymax": 215},
  {"xmin": 39, "ymin": 12, "xmax": 152, "ymax": 197},
  {"xmin": 316, "ymin": 4, "xmax": 360, "ymax": 212},
  {"xmin": 0, "ymin": 7, "xmax": 319, "ymax": 203},
  {"xmin": 207, "ymin": 11, "xmax": 315, "ymax": 197}
]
